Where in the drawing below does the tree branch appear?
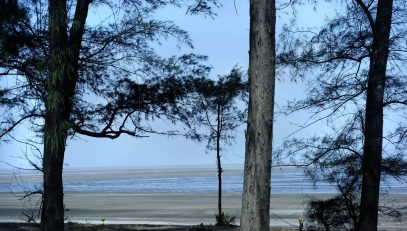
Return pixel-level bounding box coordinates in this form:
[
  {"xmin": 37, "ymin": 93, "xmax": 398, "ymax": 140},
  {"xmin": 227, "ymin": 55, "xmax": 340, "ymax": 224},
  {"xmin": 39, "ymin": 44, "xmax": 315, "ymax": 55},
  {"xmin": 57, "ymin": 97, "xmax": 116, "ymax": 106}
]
[
  {"xmin": 0, "ymin": 114, "xmax": 44, "ymax": 139},
  {"xmin": 354, "ymin": 0, "xmax": 376, "ymax": 35}
]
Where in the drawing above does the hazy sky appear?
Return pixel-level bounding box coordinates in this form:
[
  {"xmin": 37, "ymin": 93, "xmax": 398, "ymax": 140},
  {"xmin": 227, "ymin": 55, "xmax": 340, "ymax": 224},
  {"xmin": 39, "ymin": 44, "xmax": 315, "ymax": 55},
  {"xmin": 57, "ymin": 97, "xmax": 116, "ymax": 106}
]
[{"xmin": 0, "ymin": 1, "xmax": 337, "ymax": 169}]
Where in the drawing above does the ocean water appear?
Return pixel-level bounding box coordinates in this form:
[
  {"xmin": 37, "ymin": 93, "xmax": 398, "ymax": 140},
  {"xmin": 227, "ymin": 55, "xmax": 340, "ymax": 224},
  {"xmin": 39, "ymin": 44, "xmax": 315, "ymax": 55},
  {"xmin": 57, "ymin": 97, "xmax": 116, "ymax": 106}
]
[{"xmin": 0, "ymin": 166, "xmax": 405, "ymax": 194}]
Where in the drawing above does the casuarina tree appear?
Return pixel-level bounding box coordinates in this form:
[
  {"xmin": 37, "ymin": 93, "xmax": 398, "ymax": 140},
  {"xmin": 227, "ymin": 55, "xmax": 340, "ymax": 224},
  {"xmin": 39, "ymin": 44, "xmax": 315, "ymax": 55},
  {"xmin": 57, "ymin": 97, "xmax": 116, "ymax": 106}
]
[
  {"xmin": 278, "ymin": 1, "xmax": 406, "ymax": 230},
  {"xmin": 241, "ymin": 0, "xmax": 276, "ymax": 230},
  {"xmin": 194, "ymin": 67, "xmax": 247, "ymax": 226},
  {"xmin": 1, "ymin": 0, "xmax": 219, "ymax": 230}
]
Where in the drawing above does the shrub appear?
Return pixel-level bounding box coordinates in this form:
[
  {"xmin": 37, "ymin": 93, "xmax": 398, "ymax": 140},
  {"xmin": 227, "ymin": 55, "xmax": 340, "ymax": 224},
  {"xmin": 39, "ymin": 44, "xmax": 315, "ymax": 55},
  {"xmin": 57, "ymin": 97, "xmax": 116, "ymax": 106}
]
[
  {"xmin": 215, "ymin": 212, "xmax": 236, "ymax": 227},
  {"xmin": 304, "ymin": 196, "xmax": 358, "ymax": 231}
]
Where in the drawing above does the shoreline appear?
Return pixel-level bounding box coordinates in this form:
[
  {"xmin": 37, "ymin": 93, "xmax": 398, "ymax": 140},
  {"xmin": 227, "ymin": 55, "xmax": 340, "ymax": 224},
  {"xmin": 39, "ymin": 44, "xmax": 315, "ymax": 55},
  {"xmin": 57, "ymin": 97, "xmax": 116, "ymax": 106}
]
[
  {"xmin": 1, "ymin": 192, "xmax": 406, "ymax": 229},
  {"xmin": 0, "ymin": 192, "xmax": 318, "ymax": 227}
]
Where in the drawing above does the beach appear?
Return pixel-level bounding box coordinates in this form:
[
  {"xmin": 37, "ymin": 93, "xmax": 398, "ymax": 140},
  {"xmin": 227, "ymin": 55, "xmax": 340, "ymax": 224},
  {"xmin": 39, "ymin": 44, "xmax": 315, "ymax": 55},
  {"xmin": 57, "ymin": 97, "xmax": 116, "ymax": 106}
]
[
  {"xmin": 0, "ymin": 167, "xmax": 406, "ymax": 230},
  {"xmin": 0, "ymin": 193, "xmax": 303, "ymax": 226},
  {"xmin": 1, "ymin": 192, "xmax": 406, "ymax": 230},
  {"xmin": 0, "ymin": 192, "xmax": 309, "ymax": 226}
]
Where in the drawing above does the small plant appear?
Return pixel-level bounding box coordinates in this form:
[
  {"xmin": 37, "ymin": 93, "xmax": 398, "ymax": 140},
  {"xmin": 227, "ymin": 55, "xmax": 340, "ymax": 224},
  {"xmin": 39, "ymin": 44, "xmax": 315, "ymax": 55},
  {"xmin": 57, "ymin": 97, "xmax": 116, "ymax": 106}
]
[
  {"xmin": 188, "ymin": 223, "xmax": 208, "ymax": 231},
  {"xmin": 304, "ymin": 197, "xmax": 356, "ymax": 231},
  {"xmin": 65, "ymin": 221, "xmax": 79, "ymax": 231},
  {"xmin": 299, "ymin": 217, "xmax": 304, "ymax": 231},
  {"xmin": 215, "ymin": 212, "xmax": 236, "ymax": 227}
]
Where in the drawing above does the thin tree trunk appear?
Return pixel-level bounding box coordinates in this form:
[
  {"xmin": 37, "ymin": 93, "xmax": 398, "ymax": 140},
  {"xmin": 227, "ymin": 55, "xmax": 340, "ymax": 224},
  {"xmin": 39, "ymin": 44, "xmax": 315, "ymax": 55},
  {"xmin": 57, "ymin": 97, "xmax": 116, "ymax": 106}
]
[
  {"xmin": 216, "ymin": 105, "xmax": 222, "ymax": 224},
  {"xmin": 358, "ymin": 1, "xmax": 393, "ymax": 230},
  {"xmin": 41, "ymin": 1, "xmax": 90, "ymax": 230},
  {"xmin": 216, "ymin": 135, "xmax": 222, "ymax": 223},
  {"xmin": 240, "ymin": 0, "xmax": 276, "ymax": 230}
]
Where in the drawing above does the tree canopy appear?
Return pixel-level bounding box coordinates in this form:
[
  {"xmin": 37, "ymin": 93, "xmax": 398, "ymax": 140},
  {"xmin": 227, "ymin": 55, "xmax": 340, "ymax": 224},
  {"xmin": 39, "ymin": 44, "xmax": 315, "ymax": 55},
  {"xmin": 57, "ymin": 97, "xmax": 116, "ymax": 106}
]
[
  {"xmin": 277, "ymin": 1, "xmax": 407, "ymax": 229},
  {"xmin": 0, "ymin": 0, "xmax": 221, "ymax": 141}
]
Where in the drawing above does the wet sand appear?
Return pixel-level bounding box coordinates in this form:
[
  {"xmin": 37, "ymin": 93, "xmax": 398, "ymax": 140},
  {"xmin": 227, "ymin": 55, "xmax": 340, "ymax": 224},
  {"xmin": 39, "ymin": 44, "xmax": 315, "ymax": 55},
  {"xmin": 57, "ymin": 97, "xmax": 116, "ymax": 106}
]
[{"xmin": 0, "ymin": 192, "xmax": 406, "ymax": 230}]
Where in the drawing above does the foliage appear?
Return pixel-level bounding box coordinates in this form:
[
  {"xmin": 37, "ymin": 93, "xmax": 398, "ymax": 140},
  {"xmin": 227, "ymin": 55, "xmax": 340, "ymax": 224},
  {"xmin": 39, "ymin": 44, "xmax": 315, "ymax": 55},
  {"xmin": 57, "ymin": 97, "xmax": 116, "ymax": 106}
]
[
  {"xmin": 193, "ymin": 67, "xmax": 248, "ymax": 150},
  {"xmin": 1, "ymin": 0, "xmax": 220, "ymax": 228},
  {"xmin": 278, "ymin": 116, "xmax": 363, "ymax": 230},
  {"xmin": 0, "ymin": 0, "xmax": 30, "ymax": 59},
  {"xmin": 3, "ymin": 137, "xmax": 44, "ymax": 224},
  {"xmin": 277, "ymin": 113, "xmax": 407, "ymax": 229},
  {"xmin": 276, "ymin": 0, "xmax": 407, "ymax": 224},
  {"xmin": 215, "ymin": 212, "xmax": 236, "ymax": 227},
  {"xmin": 192, "ymin": 67, "xmax": 246, "ymax": 226},
  {"xmin": 305, "ymin": 196, "xmax": 359, "ymax": 231},
  {"xmin": 277, "ymin": 0, "xmax": 407, "ymax": 141},
  {"xmin": 0, "ymin": 0, "xmax": 221, "ymax": 142}
]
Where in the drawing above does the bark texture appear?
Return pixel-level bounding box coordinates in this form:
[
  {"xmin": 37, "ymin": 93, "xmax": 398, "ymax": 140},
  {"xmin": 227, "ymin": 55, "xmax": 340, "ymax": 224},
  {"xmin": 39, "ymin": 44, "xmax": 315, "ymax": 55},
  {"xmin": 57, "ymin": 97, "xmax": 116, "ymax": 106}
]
[
  {"xmin": 41, "ymin": 1, "xmax": 69, "ymax": 230},
  {"xmin": 240, "ymin": 0, "xmax": 276, "ymax": 230},
  {"xmin": 41, "ymin": 1, "xmax": 90, "ymax": 230},
  {"xmin": 358, "ymin": 1, "xmax": 393, "ymax": 230}
]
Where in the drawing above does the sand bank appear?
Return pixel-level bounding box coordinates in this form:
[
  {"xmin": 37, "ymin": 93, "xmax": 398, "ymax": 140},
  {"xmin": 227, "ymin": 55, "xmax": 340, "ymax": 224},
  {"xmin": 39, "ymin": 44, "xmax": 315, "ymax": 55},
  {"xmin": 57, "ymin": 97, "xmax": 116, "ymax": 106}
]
[{"xmin": 1, "ymin": 192, "xmax": 406, "ymax": 230}]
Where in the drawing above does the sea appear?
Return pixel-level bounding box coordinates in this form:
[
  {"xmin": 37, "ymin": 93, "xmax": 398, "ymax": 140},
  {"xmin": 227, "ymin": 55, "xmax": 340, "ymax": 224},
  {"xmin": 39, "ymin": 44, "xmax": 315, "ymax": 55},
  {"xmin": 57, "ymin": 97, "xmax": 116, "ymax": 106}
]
[{"xmin": 0, "ymin": 166, "xmax": 405, "ymax": 194}]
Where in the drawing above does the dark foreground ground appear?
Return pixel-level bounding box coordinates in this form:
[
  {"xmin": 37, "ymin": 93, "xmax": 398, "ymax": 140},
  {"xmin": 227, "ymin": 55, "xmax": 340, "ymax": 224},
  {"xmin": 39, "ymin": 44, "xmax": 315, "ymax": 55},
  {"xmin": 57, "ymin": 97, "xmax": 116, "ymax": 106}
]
[
  {"xmin": 0, "ymin": 222, "xmax": 297, "ymax": 231},
  {"xmin": 0, "ymin": 222, "xmax": 243, "ymax": 231},
  {"xmin": 2, "ymin": 222, "xmax": 407, "ymax": 231}
]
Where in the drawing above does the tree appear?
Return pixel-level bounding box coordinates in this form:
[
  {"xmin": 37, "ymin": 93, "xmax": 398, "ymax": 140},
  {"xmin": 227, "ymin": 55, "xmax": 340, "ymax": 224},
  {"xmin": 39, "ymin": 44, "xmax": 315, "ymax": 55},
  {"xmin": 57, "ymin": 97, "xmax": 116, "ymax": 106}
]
[
  {"xmin": 240, "ymin": 0, "xmax": 276, "ymax": 230},
  {"xmin": 358, "ymin": 1, "xmax": 394, "ymax": 230},
  {"xmin": 1, "ymin": 0, "xmax": 219, "ymax": 230},
  {"xmin": 305, "ymin": 196, "xmax": 358, "ymax": 231},
  {"xmin": 277, "ymin": 113, "xmax": 406, "ymax": 230},
  {"xmin": 277, "ymin": 1, "xmax": 407, "ymax": 230},
  {"xmin": 41, "ymin": 1, "xmax": 90, "ymax": 230},
  {"xmin": 194, "ymin": 67, "xmax": 247, "ymax": 226}
]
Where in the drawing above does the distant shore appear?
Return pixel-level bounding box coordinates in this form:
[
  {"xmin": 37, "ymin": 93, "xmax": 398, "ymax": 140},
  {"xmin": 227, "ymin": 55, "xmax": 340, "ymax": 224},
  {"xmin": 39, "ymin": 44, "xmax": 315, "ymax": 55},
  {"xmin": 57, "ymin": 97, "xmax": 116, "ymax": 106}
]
[{"xmin": 1, "ymin": 192, "xmax": 406, "ymax": 230}]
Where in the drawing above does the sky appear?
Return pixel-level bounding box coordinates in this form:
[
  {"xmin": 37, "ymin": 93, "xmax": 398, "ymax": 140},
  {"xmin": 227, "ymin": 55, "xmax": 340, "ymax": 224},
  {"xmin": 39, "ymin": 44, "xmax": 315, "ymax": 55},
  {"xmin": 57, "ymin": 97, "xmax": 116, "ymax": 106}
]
[{"xmin": 0, "ymin": 0, "xmax": 339, "ymax": 170}]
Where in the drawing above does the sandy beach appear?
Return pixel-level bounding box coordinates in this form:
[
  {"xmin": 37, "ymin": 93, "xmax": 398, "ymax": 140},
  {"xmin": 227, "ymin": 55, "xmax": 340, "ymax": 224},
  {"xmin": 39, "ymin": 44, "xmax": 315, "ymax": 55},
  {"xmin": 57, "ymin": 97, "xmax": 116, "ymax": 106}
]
[
  {"xmin": 1, "ymin": 167, "xmax": 406, "ymax": 229},
  {"xmin": 1, "ymin": 192, "xmax": 406, "ymax": 230}
]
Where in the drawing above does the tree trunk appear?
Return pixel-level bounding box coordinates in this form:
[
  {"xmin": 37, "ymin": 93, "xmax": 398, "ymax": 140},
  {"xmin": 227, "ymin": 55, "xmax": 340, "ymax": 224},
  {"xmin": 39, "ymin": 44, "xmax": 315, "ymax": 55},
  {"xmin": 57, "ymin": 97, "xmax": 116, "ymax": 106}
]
[
  {"xmin": 41, "ymin": 1, "xmax": 69, "ymax": 230},
  {"xmin": 358, "ymin": 1, "xmax": 393, "ymax": 230},
  {"xmin": 41, "ymin": 1, "xmax": 90, "ymax": 230},
  {"xmin": 41, "ymin": 118, "xmax": 68, "ymax": 231},
  {"xmin": 216, "ymin": 105, "xmax": 222, "ymax": 224},
  {"xmin": 216, "ymin": 135, "xmax": 222, "ymax": 223},
  {"xmin": 240, "ymin": 0, "xmax": 276, "ymax": 230}
]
